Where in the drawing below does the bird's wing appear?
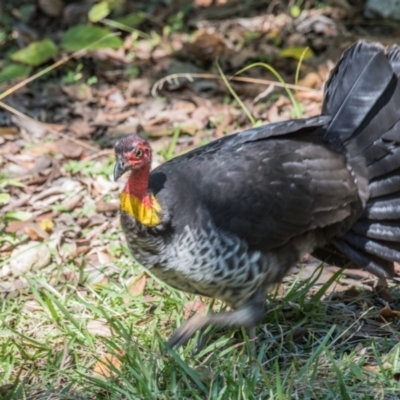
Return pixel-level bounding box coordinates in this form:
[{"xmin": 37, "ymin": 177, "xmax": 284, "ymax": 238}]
[
  {"xmin": 165, "ymin": 115, "xmax": 332, "ymax": 162},
  {"xmin": 152, "ymin": 123, "xmax": 360, "ymax": 252}
]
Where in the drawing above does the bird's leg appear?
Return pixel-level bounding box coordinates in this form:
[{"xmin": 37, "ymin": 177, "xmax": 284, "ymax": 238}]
[
  {"xmin": 194, "ymin": 328, "xmax": 206, "ymax": 355},
  {"xmin": 167, "ymin": 289, "xmax": 266, "ymax": 350},
  {"xmin": 246, "ymin": 326, "xmax": 257, "ymax": 356},
  {"xmin": 194, "ymin": 325, "xmax": 254, "ymax": 356}
]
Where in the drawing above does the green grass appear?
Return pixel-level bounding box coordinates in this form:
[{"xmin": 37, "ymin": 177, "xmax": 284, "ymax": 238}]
[
  {"xmin": 1, "ymin": 252, "xmax": 400, "ymax": 400},
  {"xmin": 1, "ymin": 29, "xmax": 400, "ymax": 398}
]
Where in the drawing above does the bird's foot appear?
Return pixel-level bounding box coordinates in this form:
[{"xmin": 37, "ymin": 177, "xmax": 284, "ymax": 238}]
[
  {"xmin": 167, "ymin": 313, "xmax": 208, "ymax": 349},
  {"xmin": 166, "ymin": 289, "xmax": 266, "ymax": 351}
]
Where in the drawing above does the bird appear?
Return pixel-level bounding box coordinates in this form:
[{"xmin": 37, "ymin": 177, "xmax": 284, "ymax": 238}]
[{"xmin": 114, "ymin": 41, "xmax": 400, "ymax": 349}]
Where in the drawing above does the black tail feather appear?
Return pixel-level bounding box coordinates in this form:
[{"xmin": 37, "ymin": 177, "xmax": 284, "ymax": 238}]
[
  {"xmin": 364, "ymin": 139, "xmax": 393, "ymax": 166},
  {"xmin": 343, "ymin": 231, "xmax": 400, "ymax": 262},
  {"xmin": 369, "ymin": 169, "xmax": 400, "ymax": 198},
  {"xmin": 331, "ymin": 238, "xmax": 394, "ymax": 278},
  {"xmin": 382, "ymin": 119, "xmax": 400, "ymax": 143},
  {"xmin": 323, "ymin": 42, "xmax": 394, "ymax": 147},
  {"xmin": 319, "ymin": 41, "xmax": 400, "ymax": 278},
  {"xmin": 368, "ymin": 147, "xmax": 400, "ymax": 180},
  {"xmin": 352, "ymin": 219, "xmax": 400, "ymax": 242},
  {"xmin": 388, "ymin": 45, "xmax": 400, "ymax": 74},
  {"xmin": 363, "ymin": 195, "xmax": 400, "ymax": 220}
]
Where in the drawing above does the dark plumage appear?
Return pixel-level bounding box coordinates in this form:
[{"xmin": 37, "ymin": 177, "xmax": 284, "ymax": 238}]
[{"xmin": 114, "ymin": 41, "xmax": 400, "ymax": 348}]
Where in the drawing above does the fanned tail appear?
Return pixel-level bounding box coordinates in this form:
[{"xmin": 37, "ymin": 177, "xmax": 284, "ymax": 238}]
[{"xmin": 316, "ymin": 41, "xmax": 400, "ymax": 278}]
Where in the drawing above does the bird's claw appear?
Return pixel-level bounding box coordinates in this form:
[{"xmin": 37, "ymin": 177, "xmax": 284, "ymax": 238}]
[{"xmin": 167, "ymin": 314, "xmax": 207, "ymax": 349}]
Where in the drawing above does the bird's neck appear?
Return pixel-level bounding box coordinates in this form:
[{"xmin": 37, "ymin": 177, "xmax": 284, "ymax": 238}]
[
  {"xmin": 123, "ymin": 165, "xmax": 151, "ymax": 202},
  {"xmin": 120, "ymin": 166, "xmax": 161, "ymax": 226}
]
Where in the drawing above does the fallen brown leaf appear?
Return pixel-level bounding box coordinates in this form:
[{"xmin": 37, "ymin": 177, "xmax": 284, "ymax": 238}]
[
  {"xmin": 68, "ymin": 120, "xmax": 95, "ymax": 139},
  {"xmin": 93, "ymin": 352, "xmax": 123, "ymax": 379},
  {"xmin": 93, "ymin": 110, "xmax": 137, "ymax": 124},
  {"xmin": 74, "ymin": 245, "xmax": 91, "ymax": 257},
  {"xmin": 24, "ymin": 223, "xmax": 49, "ymax": 241},
  {"xmin": 183, "ymin": 299, "xmax": 207, "ymax": 319},
  {"xmin": 191, "ymin": 105, "xmax": 210, "ymax": 127},
  {"xmin": 215, "ymin": 113, "xmax": 233, "ymax": 138},
  {"xmin": 0, "ymin": 140, "xmax": 20, "ymax": 156},
  {"xmin": 36, "ymin": 211, "xmax": 55, "ymax": 223},
  {"xmin": 184, "ymin": 30, "xmax": 227, "ymax": 62},
  {"xmin": 43, "ymin": 123, "xmax": 66, "ymax": 132},
  {"xmin": 363, "ymin": 362, "xmax": 393, "ymax": 375},
  {"xmin": 96, "ymin": 250, "xmax": 113, "ymax": 265},
  {"xmin": 297, "ymin": 72, "xmax": 322, "ymax": 89},
  {"xmin": 62, "ymin": 84, "xmax": 92, "ymax": 101},
  {"xmin": 395, "ymin": 263, "xmax": 400, "ymax": 275},
  {"xmin": 96, "ymin": 199, "xmax": 119, "ymax": 213},
  {"xmin": 179, "ymin": 122, "xmax": 201, "ymax": 136},
  {"xmin": 0, "ymin": 126, "xmax": 19, "ymax": 139},
  {"xmin": 11, "ymin": 115, "xmax": 48, "ymax": 139},
  {"xmin": 195, "ymin": 0, "xmax": 213, "ymax": 6},
  {"xmin": 139, "ymin": 98, "xmax": 167, "ymax": 121},
  {"xmin": 87, "ymin": 214, "xmax": 107, "ymax": 228},
  {"xmin": 126, "ymin": 78, "xmax": 151, "ymax": 97},
  {"xmin": 379, "ymin": 305, "xmax": 400, "ymax": 320},
  {"xmin": 27, "ymin": 141, "xmax": 59, "ymax": 156},
  {"xmin": 9, "ymin": 242, "xmax": 51, "ymax": 277},
  {"xmin": 58, "ymin": 139, "xmax": 84, "ymax": 159},
  {"xmin": 62, "ymin": 194, "xmax": 83, "ymax": 212},
  {"xmin": 172, "ymin": 100, "xmax": 196, "ymax": 113},
  {"xmin": 23, "ymin": 300, "xmax": 43, "ymax": 312},
  {"xmin": 87, "ymin": 319, "xmax": 112, "ymax": 337},
  {"xmin": 5, "ymin": 221, "xmax": 25, "ymax": 234},
  {"xmin": 295, "ymin": 90, "xmax": 324, "ymax": 102},
  {"xmin": 128, "ymin": 274, "xmax": 148, "ymax": 296}
]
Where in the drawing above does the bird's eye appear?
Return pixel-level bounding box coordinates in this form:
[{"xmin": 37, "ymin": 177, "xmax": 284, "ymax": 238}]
[{"xmin": 135, "ymin": 149, "xmax": 143, "ymax": 157}]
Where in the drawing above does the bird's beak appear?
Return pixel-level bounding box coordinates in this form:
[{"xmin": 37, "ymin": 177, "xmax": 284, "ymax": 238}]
[{"xmin": 114, "ymin": 157, "xmax": 126, "ymax": 182}]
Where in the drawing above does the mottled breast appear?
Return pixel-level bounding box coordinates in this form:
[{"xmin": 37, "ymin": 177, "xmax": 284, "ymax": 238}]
[{"xmin": 123, "ymin": 211, "xmax": 265, "ymax": 306}]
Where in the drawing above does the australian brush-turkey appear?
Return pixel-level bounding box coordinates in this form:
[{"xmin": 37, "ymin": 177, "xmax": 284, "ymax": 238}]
[{"xmin": 114, "ymin": 41, "xmax": 400, "ymax": 348}]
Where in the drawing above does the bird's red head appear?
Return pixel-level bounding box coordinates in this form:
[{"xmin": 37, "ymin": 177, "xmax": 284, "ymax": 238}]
[
  {"xmin": 114, "ymin": 135, "xmax": 152, "ymax": 182},
  {"xmin": 114, "ymin": 135, "xmax": 160, "ymax": 225}
]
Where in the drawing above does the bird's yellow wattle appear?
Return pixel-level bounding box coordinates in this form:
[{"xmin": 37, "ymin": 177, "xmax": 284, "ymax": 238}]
[{"xmin": 120, "ymin": 192, "xmax": 161, "ymax": 226}]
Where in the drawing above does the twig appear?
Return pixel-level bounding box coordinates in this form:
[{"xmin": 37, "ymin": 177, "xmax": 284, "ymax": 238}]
[
  {"xmin": 328, "ymin": 306, "xmax": 375, "ymax": 348},
  {"xmin": 253, "ymin": 84, "xmax": 275, "ymax": 103},
  {"xmin": 152, "ymin": 73, "xmax": 320, "ymax": 97},
  {"xmin": 0, "ymin": 101, "xmax": 99, "ymax": 152},
  {"xmin": 83, "ymin": 149, "xmax": 114, "ymax": 161}
]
